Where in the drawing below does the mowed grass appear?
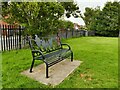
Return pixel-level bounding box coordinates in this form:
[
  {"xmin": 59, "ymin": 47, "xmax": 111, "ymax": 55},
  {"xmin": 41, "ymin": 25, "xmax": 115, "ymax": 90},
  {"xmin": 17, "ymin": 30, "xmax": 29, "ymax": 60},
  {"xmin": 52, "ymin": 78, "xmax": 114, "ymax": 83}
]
[{"xmin": 2, "ymin": 37, "xmax": 118, "ymax": 88}]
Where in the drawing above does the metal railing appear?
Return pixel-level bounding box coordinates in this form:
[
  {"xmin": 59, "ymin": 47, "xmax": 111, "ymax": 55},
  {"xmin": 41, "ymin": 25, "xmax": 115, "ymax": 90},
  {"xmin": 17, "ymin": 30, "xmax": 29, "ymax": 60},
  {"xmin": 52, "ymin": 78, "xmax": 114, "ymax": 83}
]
[{"xmin": 0, "ymin": 24, "xmax": 27, "ymax": 51}]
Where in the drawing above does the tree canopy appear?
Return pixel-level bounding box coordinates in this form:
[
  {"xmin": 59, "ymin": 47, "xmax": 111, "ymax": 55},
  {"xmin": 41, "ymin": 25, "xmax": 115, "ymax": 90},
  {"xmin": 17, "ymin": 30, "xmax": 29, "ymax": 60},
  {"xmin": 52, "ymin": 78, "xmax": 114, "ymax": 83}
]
[
  {"xmin": 80, "ymin": 1, "xmax": 120, "ymax": 37},
  {"xmin": 2, "ymin": 1, "xmax": 80, "ymax": 36}
]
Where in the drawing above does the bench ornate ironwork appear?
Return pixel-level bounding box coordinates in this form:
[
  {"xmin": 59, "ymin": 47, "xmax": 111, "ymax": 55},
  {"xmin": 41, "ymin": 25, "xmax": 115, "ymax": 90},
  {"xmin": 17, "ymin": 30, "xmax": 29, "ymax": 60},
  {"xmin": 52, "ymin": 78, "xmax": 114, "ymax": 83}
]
[{"xmin": 28, "ymin": 34, "xmax": 73, "ymax": 78}]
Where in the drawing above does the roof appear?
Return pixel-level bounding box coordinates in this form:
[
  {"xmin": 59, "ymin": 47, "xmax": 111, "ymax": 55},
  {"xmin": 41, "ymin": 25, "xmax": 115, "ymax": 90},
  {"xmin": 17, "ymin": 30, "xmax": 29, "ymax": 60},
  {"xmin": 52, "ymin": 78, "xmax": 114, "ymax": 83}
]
[{"xmin": 0, "ymin": 20, "xmax": 9, "ymax": 25}]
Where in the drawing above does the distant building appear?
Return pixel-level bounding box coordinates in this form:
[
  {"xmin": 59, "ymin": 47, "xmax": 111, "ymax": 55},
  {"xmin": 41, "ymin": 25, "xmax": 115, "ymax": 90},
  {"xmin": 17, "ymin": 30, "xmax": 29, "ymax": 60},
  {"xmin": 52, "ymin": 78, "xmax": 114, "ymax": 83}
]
[
  {"xmin": 74, "ymin": 23, "xmax": 81, "ymax": 30},
  {"xmin": 0, "ymin": 20, "xmax": 20, "ymax": 36},
  {"xmin": 0, "ymin": 20, "xmax": 9, "ymax": 36}
]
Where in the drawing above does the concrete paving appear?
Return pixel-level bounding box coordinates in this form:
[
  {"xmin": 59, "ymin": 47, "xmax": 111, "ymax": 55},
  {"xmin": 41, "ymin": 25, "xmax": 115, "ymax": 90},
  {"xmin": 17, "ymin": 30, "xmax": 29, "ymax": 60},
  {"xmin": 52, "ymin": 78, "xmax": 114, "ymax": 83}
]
[{"xmin": 21, "ymin": 59, "xmax": 82, "ymax": 86}]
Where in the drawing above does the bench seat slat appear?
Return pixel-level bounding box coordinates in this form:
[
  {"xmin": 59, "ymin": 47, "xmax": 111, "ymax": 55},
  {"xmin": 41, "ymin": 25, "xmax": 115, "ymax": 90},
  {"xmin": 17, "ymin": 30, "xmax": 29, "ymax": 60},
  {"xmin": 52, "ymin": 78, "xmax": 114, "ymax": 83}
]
[{"xmin": 35, "ymin": 49, "xmax": 69, "ymax": 63}]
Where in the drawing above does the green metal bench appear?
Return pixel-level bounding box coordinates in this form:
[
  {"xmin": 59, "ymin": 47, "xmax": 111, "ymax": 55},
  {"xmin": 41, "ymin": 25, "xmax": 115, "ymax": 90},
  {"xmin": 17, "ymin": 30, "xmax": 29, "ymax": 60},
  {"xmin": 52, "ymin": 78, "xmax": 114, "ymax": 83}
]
[{"xmin": 28, "ymin": 34, "xmax": 73, "ymax": 78}]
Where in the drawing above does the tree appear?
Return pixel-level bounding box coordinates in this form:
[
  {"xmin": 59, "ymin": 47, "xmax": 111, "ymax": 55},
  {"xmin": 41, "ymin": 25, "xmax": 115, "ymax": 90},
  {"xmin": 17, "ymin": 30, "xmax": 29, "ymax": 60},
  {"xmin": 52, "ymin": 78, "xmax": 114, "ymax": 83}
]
[
  {"xmin": 60, "ymin": 2, "xmax": 80, "ymax": 18},
  {"xmin": 90, "ymin": 1, "xmax": 119, "ymax": 36},
  {"xmin": 2, "ymin": 2, "xmax": 64, "ymax": 36},
  {"xmin": 80, "ymin": 7, "xmax": 100, "ymax": 30},
  {"xmin": 81, "ymin": 1, "xmax": 120, "ymax": 37},
  {"xmin": 56, "ymin": 20, "xmax": 73, "ymax": 29},
  {"xmin": 2, "ymin": 1, "xmax": 80, "ymax": 36}
]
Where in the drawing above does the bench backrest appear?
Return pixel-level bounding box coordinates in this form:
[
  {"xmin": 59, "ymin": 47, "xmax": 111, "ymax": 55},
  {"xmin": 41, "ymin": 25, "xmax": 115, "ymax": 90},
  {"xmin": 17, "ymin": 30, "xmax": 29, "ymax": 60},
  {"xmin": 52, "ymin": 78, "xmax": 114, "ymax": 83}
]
[{"xmin": 28, "ymin": 35, "xmax": 62, "ymax": 53}]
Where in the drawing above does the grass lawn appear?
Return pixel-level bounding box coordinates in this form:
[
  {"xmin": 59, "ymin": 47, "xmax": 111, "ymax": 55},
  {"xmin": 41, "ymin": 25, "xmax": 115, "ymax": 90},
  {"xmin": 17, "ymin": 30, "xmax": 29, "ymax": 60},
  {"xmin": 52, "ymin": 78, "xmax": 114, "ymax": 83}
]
[{"xmin": 2, "ymin": 37, "xmax": 118, "ymax": 88}]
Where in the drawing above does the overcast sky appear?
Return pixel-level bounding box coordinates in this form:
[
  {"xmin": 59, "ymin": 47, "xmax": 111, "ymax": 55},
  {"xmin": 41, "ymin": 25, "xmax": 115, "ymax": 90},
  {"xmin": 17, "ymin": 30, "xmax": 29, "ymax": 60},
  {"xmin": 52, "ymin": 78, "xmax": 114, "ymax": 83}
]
[{"xmin": 64, "ymin": 0, "xmax": 119, "ymax": 25}]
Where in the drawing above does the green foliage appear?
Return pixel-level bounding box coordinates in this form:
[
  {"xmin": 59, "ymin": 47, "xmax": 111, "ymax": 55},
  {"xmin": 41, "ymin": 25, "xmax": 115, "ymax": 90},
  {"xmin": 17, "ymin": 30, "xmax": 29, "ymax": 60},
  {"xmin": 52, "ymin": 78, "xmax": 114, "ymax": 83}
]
[
  {"xmin": 79, "ymin": 25, "xmax": 87, "ymax": 30},
  {"xmin": 80, "ymin": 6, "xmax": 101, "ymax": 30},
  {"xmin": 91, "ymin": 1, "xmax": 119, "ymax": 37},
  {"xmin": 58, "ymin": 20, "xmax": 74, "ymax": 29},
  {"xmin": 65, "ymin": 21, "xmax": 74, "ymax": 29},
  {"xmin": 81, "ymin": 1, "xmax": 120, "ymax": 37},
  {"xmin": 2, "ymin": 2, "xmax": 64, "ymax": 36},
  {"xmin": 2, "ymin": 1, "xmax": 79, "ymax": 36},
  {"xmin": 80, "ymin": 7, "xmax": 100, "ymax": 29},
  {"xmin": 60, "ymin": 2, "xmax": 80, "ymax": 18}
]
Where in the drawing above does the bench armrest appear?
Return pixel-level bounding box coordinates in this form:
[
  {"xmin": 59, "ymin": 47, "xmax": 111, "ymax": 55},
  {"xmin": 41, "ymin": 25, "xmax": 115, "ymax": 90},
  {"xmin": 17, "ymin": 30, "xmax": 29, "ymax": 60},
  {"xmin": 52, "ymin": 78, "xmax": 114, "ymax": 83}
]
[
  {"xmin": 61, "ymin": 43, "xmax": 71, "ymax": 50},
  {"xmin": 32, "ymin": 50, "xmax": 45, "ymax": 59}
]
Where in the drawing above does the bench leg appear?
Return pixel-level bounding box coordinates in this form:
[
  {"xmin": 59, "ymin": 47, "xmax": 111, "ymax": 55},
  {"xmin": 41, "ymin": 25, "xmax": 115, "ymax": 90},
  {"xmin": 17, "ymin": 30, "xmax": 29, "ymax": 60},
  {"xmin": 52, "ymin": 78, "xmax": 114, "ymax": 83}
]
[
  {"xmin": 30, "ymin": 59, "xmax": 35, "ymax": 73},
  {"xmin": 71, "ymin": 51, "xmax": 73, "ymax": 62},
  {"xmin": 46, "ymin": 64, "xmax": 49, "ymax": 78}
]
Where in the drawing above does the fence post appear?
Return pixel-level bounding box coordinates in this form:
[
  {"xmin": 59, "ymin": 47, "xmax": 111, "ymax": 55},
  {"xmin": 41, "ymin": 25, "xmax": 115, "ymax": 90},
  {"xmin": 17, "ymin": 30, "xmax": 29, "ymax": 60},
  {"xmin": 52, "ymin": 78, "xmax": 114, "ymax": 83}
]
[
  {"xmin": 14, "ymin": 25, "xmax": 16, "ymax": 49},
  {"xmin": 5, "ymin": 25, "xmax": 8, "ymax": 51},
  {"xmin": 71, "ymin": 29, "xmax": 73, "ymax": 38},
  {"xmin": 19, "ymin": 25, "xmax": 22, "ymax": 49},
  {"xmin": 0, "ymin": 24, "xmax": 3, "ymax": 51},
  {"xmin": 85, "ymin": 30, "xmax": 88, "ymax": 36},
  {"xmin": 12, "ymin": 25, "xmax": 14, "ymax": 49},
  {"xmin": 10, "ymin": 25, "xmax": 13, "ymax": 49},
  {"xmin": 8, "ymin": 25, "xmax": 10, "ymax": 51},
  {"xmin": 66, "ymin": 29, "xmax": 67, "ymax": 39},
  {"xmin": 3, "ymin": 25, "xmax": 5, "ymax": 51}
]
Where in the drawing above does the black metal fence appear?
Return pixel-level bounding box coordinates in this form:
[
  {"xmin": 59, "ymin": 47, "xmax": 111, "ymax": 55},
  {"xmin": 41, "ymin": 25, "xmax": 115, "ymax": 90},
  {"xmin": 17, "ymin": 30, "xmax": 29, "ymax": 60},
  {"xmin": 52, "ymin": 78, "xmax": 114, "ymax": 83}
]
[
  {"xmin": 0, "ymin": 24, "xmax": 95, "ymax": 51},
  {"xmin": 0, "ymin": 24, "xmax": 27, "ymax": 51}
]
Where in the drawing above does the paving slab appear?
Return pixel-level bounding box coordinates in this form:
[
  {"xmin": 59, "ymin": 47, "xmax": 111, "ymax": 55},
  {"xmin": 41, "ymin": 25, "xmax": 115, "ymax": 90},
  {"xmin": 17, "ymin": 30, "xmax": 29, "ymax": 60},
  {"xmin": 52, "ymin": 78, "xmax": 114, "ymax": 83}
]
[{"xmin": 21, "ymin": 59, "xmax": 82, "ymax": 86}]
